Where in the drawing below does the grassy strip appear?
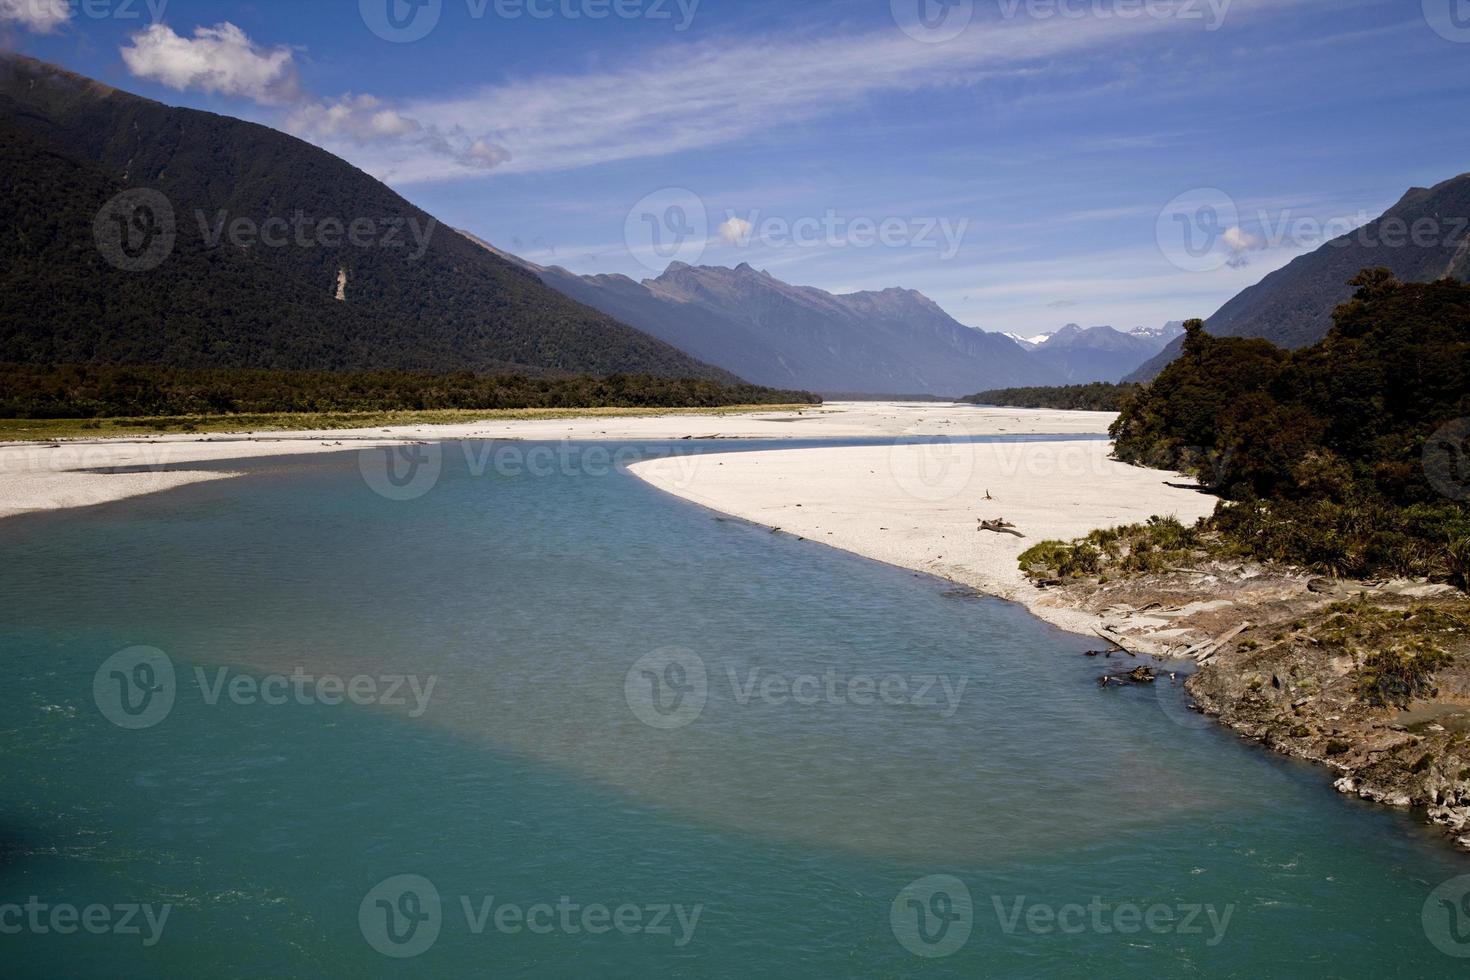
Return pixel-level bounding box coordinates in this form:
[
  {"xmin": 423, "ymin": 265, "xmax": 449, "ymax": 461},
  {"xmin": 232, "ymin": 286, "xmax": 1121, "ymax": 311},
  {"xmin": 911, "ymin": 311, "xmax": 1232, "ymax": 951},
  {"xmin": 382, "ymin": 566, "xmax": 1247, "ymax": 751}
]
[{"xmin": 0, "ymin": 404, "xmax": 816, "ymax": 442}]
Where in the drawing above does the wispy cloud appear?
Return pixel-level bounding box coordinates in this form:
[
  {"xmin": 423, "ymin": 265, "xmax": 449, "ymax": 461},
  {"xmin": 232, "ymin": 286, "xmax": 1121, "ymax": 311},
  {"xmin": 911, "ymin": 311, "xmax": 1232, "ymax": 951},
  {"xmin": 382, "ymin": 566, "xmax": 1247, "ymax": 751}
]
[
  {"xmin": 369, "ymin": 14, "xmax": 1223, "ymax": 182},
  {"xmin": 116, "ymin": 2, "xmax": 1313, "ymax": 185},
  {"xmin": 117, "ymin": 22, "xmax": 506, "ymax": 174},
  {"xmin": 109, "ymin": 0, "xmax": 1339, "ymax": 190}
]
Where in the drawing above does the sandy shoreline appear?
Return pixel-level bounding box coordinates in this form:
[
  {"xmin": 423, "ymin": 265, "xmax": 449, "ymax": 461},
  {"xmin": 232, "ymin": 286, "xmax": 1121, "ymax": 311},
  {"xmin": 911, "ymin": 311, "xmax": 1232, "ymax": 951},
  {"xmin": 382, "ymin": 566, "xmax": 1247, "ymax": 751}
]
[
  {"xmin": 0, "ymin": 401, "xmax": 1217, "ymax": 642},
  {"xmin": 629, "ymin": 438, "xmax": 1217, "ymax": 639},
  {"xmin": 0, "ymin": 402, "xmax": 1110, "ymax": 521}
]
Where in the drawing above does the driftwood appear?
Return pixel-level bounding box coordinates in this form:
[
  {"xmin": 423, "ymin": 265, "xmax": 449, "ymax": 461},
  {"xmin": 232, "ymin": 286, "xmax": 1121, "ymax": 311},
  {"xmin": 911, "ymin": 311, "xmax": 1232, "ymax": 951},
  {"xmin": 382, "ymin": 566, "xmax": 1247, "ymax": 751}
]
[
  {"xmin": 1195, "ymin": 622, "xmax": 1251, "ymax": 664},
  {"xmin": 1093, "ymin": 627, "xmax": 1138, "ymax": 657},
  {"xmin": 1099, "ymin": 667, "xmax": 1157, "ymax": 686},
  {"xmin": 978, "ymin": 519, "xmax": 1025, "ymax": 538}
]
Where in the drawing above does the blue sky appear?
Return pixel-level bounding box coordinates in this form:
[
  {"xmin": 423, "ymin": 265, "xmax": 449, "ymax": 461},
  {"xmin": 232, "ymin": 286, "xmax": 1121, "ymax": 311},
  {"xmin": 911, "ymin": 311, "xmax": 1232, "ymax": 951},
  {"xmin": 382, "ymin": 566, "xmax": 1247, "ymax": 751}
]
[{"xmin": 5, "ymin": 0, "xmax": 1469, "ymax": 335}]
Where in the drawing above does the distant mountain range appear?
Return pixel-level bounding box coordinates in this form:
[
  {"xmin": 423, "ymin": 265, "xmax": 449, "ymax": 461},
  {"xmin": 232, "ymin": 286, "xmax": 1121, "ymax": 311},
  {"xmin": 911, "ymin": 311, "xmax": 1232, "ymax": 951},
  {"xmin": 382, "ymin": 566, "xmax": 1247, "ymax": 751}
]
[
  {"xmin": 1006, "ymin": 322, "xmax": 1184, "ymax": 383},
  {"xmin": 1006, "ymin": 324, "xmax": 1181, "ymax": 350},
  {"xmin": 0, "ymin": 53, "xmax": 729, "ymax": 381},
  {"xmin": 1129, "ymin": 172, "xmax": 1470, "ymax": 381},
  {"xmin": 476, "ymin": 239, "xmax": 1173, "ymax": 395},
  {"xmin": 502, "ymin": 254, "xmax": 1051, "ymax": 395},
  {"xmin": 10, "ymin": 54, "xmax": 1335, "ymax": 398}
]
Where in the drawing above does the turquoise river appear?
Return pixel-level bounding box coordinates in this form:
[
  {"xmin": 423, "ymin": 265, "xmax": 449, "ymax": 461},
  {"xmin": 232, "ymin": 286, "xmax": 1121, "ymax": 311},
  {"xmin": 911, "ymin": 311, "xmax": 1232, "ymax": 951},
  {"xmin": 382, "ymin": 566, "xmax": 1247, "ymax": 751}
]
[{"xmin": 1, "ymin": 438, "xmax": 1467, "ymax": 977}]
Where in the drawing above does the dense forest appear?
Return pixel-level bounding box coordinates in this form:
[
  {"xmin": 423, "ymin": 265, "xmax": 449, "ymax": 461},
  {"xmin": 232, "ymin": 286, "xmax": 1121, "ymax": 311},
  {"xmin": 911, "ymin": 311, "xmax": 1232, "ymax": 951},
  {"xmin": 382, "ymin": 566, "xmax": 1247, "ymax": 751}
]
[
  {"xmin": 0, "ymin": 363, "xmax": 818, "ymax": 419},
  {"xmin": 0, "ymin": 54, "xmax": 728, "ymax": 381},
  {"xmin": 1110, "ymin": 270, "xmax": 1470, "ymax": 581},
  {"xmin": 964, "ymin": 382, "xmax": 1138, "ymax": 412}
]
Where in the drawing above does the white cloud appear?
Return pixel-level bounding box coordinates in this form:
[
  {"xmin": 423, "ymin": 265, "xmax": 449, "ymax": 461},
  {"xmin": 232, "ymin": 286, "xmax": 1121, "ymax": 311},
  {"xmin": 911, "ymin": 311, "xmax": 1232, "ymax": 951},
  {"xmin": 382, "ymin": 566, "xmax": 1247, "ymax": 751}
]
[
  {"xmin": 342, "ymin": 0, "xmax": 1314, "ymax": 183},
  {"xmin": 121, "ymin": 23, "xmax": 301, "ymax": 105},
  {"xmin": 463, "ymin": 139, "xmax": 511, "ymax": 168},
  {"xmin": 719, "ymin": 217, "xmax": 753, "ymax": 246},
  {"xmin": 1222, "ymin": 225, "xmax": 1264, "ymax": 268},
  {"xmin": 389, "ymin": 19, "xmax": 1166, "ymax": 182},
  {"xmin": 117, "ymin": 24, "xmax": 508, "ymax": 173},
  {"xmin": 285, "ymin": 97, "xmax": 509, "ymax": 172},
  {"xmin": 0, "ymin": 0, "xmax": 69, "ymax": 33},
  {"xmin": 116, "ymin": 0, "xmax": 1319, "ymax": 185},
  {"xmin": 1222, "ymin": 226, "xmax": 1262, "ymax": 252},
  {"xmin": 287, "ymin": 94, "xmax": 420, "ymax": 140}
]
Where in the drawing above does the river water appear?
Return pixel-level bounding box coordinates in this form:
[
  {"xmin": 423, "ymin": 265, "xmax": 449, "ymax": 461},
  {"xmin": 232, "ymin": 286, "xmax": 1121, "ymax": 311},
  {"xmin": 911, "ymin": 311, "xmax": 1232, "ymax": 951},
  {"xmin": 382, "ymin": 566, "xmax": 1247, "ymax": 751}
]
[{"xmin": 1, "ymin": 440, "xmax": 1464, "ymax": 976}]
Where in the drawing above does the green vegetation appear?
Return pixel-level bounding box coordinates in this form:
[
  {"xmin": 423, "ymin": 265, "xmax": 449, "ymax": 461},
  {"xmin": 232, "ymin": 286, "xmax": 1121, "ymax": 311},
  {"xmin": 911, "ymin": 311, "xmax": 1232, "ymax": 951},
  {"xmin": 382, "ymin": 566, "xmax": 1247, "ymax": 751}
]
[
  {"xmin": 1019, "ymin": 516, "xmax": 1212, "ymax": 581},
  {"xmin": 1018, "ymin": 540, "xmax": 1101, "ymax": 580},
  {"xmin": 0, "ymin": 363, "xmax": 817, "ymax": 420},
  {"xmin": 0, "ymin": 363, "xmax": 818, "ymax": 440},
  {"xmin": 963, "ymin": 382, "xmax": 1138, "ymax": 412},
  {"xmin": 1108, "ymin": 271, "xmax": 1470, "ymax": 584},
  {"xmin": 1318, "ymin": 601, "xmax": 1463, "ymax": 708},
  {"xmin": 1210, "ymin": 497, "xmax": 1470, "ymax": 583},
  {"xmin": 0, "ymin": 55, "xmax": 729, "ymax": 381},
  {"xmin": 0, "ymin": 404, "xmax": 814, "ymax": 443}
]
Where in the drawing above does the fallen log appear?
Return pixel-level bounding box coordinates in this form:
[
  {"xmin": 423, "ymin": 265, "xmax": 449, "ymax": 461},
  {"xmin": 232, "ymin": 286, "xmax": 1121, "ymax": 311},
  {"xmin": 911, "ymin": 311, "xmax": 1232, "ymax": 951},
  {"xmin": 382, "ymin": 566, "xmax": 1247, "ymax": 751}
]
[
  {"xmin": 978, "ymin": 519, "xmax": 1026, "ymax": 538},
  {"xmin": 1196, "ymin": 622, "xmax": 1251, "ymax": 664},
  {"xmin": 1093, "ymin": 627, "xmax": 1138, "ymax": 657}
]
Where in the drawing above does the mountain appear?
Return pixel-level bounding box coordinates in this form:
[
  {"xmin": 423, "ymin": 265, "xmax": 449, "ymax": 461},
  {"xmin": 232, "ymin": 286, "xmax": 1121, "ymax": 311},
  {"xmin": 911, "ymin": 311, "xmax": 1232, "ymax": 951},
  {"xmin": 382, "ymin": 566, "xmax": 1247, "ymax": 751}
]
[
  {"xmin": 474, "ymin": 248, "xmax": 1061, "ymax": 396},
  {"xmin": 0, "ymin": 53, "xmax": 730, "ymax": 380},
  {"xmin": 1027, "ymin": 323, "xmax": 1182, "ymax": 383},
  {"xmin": 1127, "ymin": 173, "xmax": 1470, "ymax": 381},
  {"xmin": 1003, "ymin": 332, "xmax": 1053, "ymax": 350},
  {"xmin": 1128, "ymin": 322, "xmax": 1186, "ymax": 344}
]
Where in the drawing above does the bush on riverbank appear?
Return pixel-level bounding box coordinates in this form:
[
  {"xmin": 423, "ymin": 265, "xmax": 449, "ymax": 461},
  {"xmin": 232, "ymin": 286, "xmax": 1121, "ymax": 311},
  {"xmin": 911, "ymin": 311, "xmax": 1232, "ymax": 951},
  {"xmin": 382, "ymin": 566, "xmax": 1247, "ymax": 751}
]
[
  {"xmin": 1322, "ymin": 601, "xmax": 1464, "ymax": 708},
  {"xmin": 1019, "ymin": 516, "xmax": 1216, "ymax": 582},
  {"xmin": 1106, "ymin": 270, "xmax": 1470, "ymax": 585}
]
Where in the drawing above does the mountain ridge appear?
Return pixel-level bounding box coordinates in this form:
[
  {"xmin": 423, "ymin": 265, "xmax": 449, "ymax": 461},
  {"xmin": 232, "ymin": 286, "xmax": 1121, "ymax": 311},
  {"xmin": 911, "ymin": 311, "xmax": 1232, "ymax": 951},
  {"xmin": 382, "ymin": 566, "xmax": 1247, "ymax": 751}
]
[
  {"xmin": 0, "ymin": 53, "xmax": 733, "ymax": 381},
  {"xmin": 472, "ymin": 241, "xmax": 1180, "ymax": 394},
  {"xmin": 461, "ymin": 242, "xmax": 1067, "ymax": 395},
  {"xmin": 1127, "ymin": 172, "xmax": 1470, "ymax": 381}
]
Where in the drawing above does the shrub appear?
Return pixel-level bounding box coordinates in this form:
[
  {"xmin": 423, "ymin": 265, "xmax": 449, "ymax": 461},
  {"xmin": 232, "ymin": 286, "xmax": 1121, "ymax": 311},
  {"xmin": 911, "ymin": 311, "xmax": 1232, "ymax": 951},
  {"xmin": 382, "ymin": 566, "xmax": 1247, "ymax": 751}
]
[
  {"xmin": 1355, "ymin": 644, "xmax": 1454, "ymax": 709},
  {"xmin": 1110, "ymin": 272, "xmax": 1470, "ymax": 586},
  {"xmin": 1018, "ymin": 541, "xmax": 1102, "ymax": 580}
]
